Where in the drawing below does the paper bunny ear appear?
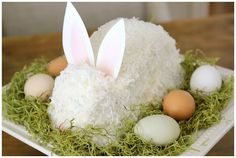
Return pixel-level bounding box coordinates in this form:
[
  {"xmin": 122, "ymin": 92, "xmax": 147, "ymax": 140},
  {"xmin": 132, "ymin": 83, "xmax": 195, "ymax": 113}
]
[
  {"xmin": 63, "ymin": 2, "xmax": 94, "ymax": 66},
  {"xmin": 96, "ymin": 19, "xmax": 126, "ymax": 78}
]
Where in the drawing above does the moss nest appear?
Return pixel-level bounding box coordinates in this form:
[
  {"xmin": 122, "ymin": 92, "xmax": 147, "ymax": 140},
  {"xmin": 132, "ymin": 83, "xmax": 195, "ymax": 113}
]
[{"xmin": 2, "ymin": 50, "xmax": 233, "ymax": 156}]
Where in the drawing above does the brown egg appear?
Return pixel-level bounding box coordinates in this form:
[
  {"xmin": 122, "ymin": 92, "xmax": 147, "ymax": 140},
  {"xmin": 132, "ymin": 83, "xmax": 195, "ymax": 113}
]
[
  {"xmin": 47, "ymin": 56, "xmax": 68, "ymax": 76},
  {"xmin": 163, "ymin": 89, "xmax": 195, "ymax": 121}
]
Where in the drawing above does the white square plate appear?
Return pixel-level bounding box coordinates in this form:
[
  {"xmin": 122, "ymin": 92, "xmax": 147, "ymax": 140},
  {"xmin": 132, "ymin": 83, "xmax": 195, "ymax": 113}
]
[{"xmin": 2, "ymin": 66, "xmax": 234, "ymax": 156}]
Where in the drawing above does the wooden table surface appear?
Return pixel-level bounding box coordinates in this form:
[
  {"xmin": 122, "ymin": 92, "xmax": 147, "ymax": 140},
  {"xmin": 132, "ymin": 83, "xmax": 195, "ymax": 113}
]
[{"xmin": 2, "ymin": 14, "xmax": 234, "ymax": 156}]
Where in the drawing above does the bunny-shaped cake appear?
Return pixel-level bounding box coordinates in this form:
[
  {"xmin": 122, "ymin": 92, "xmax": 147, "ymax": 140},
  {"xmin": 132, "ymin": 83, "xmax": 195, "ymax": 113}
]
[{"xmin": 48, "ymin": 2, "xmax": 184, "ymax": 145}]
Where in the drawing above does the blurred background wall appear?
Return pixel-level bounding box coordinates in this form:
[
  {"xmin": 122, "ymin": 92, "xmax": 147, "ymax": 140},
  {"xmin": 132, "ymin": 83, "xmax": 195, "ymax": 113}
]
[{"xmin": 2, "ymin": 2, "xmax": 234, "ymax": 37}]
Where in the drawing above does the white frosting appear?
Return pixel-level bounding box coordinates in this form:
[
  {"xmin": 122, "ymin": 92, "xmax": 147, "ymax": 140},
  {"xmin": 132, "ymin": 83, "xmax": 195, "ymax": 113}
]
[{"xmin": 49, "ymin": 64, "xmax": 135, "ymax": 128}]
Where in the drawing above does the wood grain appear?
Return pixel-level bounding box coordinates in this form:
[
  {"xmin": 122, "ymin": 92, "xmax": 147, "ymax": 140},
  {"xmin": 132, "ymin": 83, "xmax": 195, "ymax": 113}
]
[
  {"xmin": 2, "ymin": 14, "xmax": 234, "ymax": 156},
  {"xmin": 210, "ymin": 2, "xmax": 234, "ymax": 15},
  {"xmin": 161, "ymin": 14, "xmax": 234, "ymax": 69}
]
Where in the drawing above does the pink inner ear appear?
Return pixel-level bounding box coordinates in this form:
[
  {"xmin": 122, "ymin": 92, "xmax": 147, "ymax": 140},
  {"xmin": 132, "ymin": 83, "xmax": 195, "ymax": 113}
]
[
  {"xmin": 62, "ymin": 2, "xmax": 94, "ymax": 66},
  {"xmin": 71, "ymin": 25, "xmax": 89, "ymax": 64},
  {"xmin": 96, "ymin": 19, "xmax": 125, "ymax": 79},
  {"xmin": 98, "ymin": 38, "xmax": 122, "ymax": 76}
]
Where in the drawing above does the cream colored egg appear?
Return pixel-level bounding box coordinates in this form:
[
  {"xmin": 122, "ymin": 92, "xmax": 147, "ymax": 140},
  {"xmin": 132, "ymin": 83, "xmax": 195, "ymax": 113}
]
[
  {"xmin": 134, "ymin": 115, "xmax": 180, "ymax": 146},
  {"xmin": 190, "ymin": 65, "xmax": 222, "ymax": 93},
  {"xmin": 24, "ymin": 73, "xmax": 54, "ymax": 100}
]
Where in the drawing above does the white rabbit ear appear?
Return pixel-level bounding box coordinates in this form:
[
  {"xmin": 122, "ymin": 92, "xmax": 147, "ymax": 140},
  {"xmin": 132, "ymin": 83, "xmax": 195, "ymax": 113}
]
[
  {"xmin": 63, "ymin": 2, "xmax": 94, "ymax": 66},
  {"xmin": 96, "ymin": 19, "xmax": 126, "ymax": 78}
]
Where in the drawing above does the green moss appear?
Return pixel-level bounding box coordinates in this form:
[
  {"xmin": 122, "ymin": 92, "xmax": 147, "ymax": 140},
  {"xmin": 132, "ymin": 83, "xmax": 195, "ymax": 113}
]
[{"xmin": 2, "ymin": 50, "xmax": 234, "ymax": 155}]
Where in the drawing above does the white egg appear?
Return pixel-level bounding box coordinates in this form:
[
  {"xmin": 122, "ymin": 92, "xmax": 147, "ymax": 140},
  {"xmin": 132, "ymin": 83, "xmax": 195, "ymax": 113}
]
[
  {"xmin": 134, "ymin": 115, "xmax": 180, "ymax": 145},
  {"xmin": 190, "ymin": 65, "xmax": 222, "ymax": 93},
  {"xmin": 24, "ymin": 73, "xmax": 54, "ymax": 100}
]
